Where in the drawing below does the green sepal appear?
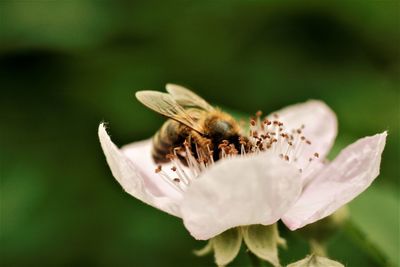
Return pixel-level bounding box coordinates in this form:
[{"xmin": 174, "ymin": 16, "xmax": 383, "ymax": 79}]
[
  {"xmin": 212, "ymin": 228, "xmax": 242, "ymax": 267},
  {"xmin": 194, "ymin": 228, "xmax": 242, "ymax": 267},
  {"xmin": 193, "ymin": 228, "xmax": 242, "ymax": 267},
  {"xmin": 241, "ymin": 224, "xmax": 283, "ymax": 267},
  {"xmin": 287, "ymin": 254, "xmax": 344, "ymax": 267},
  {"xmin": 193, "ymin": 241, "xmax": 213, "ymax": 257}
]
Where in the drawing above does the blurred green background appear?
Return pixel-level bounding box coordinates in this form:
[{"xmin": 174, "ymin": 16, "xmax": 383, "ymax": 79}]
[{"xmin": 1, "ymin": 1, "xmax": 399, "ymax": 266}]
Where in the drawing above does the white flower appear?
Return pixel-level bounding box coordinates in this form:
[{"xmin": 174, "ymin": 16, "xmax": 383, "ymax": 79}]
[{"xmin": 98, "ymin": 100, "xmax": 386, "ymax": 240}]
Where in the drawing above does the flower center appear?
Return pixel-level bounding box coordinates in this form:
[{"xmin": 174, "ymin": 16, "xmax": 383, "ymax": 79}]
[
  {"xmin": 247, "ymin": 112, "xmax": 322, "ymax": 173},
  {"xmin": 155, "ymin": 111, "xmax": 322, "ymax": 193}
]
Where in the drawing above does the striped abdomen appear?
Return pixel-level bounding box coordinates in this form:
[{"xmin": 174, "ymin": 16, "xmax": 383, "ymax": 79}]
[{"xmin": 152, "ymin": 119, "xmax": 188, "ymax": 163}]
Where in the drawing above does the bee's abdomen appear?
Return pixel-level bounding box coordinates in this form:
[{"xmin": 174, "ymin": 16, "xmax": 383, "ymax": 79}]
[{"xmin": 152, "ymin": 120, "xmax": 186, "ymax": 163}]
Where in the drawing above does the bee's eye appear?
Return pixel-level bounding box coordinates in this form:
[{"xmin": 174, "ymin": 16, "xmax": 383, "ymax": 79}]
[
  {"xmin": 215, "ymin": 121, "xmax": 230, "ymax": 132},
  {"xmin": 211, "ymin": 120, "xmax": 232, "ymax": 137}
]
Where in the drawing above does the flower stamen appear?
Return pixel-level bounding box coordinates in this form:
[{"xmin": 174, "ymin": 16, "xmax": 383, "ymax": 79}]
[{"xmin": 155, "ymin": 111, "xmax": 324, "ymax": 191}]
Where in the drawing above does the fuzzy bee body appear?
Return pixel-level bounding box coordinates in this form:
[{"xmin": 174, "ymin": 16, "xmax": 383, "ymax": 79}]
[
  {"xmin": 151, "ymin": 119, "xmax": 188, "ymax": 163},
  {"xmin": 136, "ymin": 84, "xmax": 244, "ymax": 164}
]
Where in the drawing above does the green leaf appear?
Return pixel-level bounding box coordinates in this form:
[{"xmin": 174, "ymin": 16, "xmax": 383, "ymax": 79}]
[
  {"xmin": 348, "ymin": 185, "xmax": 399, "ymax": 266},
  {"xmin": 298, "ymin": 206, "xmax": 349, "ymax": 244},
  {"xmin": 211, "ymin": 228, "xmax": 242, "ymax": 267},
  {"xmin": 287, "ymin": 255, "xmax": 344, "ymax": 267},
  {"xmin": 242, "ymin": 224, "xmax": 282, "ymax": 267}
]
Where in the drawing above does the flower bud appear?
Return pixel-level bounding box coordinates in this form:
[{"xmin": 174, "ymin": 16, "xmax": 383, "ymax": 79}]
[{"xmin": 287, "ymin": 254, "xmax": 344, "ymax": 267}]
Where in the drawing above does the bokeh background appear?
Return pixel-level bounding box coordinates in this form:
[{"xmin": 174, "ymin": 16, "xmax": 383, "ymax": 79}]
[{"xmin": 1, "ymin": 1, "xmax": 399, "ymax": 266}]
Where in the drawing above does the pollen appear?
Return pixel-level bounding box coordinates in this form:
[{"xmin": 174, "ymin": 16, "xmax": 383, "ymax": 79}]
[
  {"xmin": 244, "ymin": 110, "xmax": 323, "ymax": 172},
  {"xmin": 155, "ymin": 165, "xmax": 162, "ymax": 173},
  {"xmin": 155, "ymin": 110, "xmax": 323, "ymax": 193}
]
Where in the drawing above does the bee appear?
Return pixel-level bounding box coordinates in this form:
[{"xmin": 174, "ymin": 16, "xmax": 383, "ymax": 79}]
[{"xmin": 135, "ymin": 84, "xmax": 246, "ymax": 164}]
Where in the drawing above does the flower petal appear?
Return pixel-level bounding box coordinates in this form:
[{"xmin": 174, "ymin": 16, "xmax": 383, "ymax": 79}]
[
  {"xmin": 121, "ymin": 139, "xmax": 183, "ymax": 201},
  {"xmin": 270, "ymin": 100, "xmax": 337, "ymax": 169},
  {"xmin": 180, "ymin": 153, "xmax": 302, "ymax": 240},
  {"xmin": 98, "ymin": 123, "xmax": 181, "ymax": 217},
  {"xmin": 282, "ymin": 132, "xmax": 387, "ymax": 230}
]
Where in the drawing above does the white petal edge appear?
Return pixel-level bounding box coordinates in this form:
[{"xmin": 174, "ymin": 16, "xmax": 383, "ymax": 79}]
[
  {"xmin": 269, "ymin": 100, "xmax": 338, "ymax": 170},
  {"xmin": 282, "ymin": 132, "xmax": 387, "ymax": 230},
  {"xmin": 98, "ymin": 123, "xmax": 181, "ymax": 217},
  {"xmin": 181, "ymin": 153, "xmax": 302, "ymax": 240}
]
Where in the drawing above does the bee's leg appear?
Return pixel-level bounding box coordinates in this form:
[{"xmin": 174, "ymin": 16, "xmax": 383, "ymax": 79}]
[{"xmin": 189, "ymin": 131, "xmax": 213, "ymax": 163}]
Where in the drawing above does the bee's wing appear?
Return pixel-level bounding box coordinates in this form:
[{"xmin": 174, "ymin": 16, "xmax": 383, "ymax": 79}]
[
  {"xmin": 166, "ymin": 83, "xmax": 214, "ymax": 111},
  {"xmin": 135, "ymin": 90, "xmax": 204, "ymax": 134}
]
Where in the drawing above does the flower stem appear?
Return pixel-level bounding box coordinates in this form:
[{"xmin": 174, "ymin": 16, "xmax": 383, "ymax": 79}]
[{"xmin": 310, "ymin": 239, "xmax": 327, "ymax": 257}]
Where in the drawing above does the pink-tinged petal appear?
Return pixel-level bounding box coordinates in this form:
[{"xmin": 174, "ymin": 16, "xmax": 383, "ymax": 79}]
[
  {"xmin": 121, "ymin": 140, "xmax": 183, "ymax": 201},
  {"xmin": 282, "ymin": 132, "xmax": 387, "ymax": 230},
  {"xmin": 98, "ymin": 123, "xmax": 182, "ymax": 217},
  {"xmin": 181, "ymin": 153, "xmax": 302, "ymax": 240},
  {"xmin": 270, "ymin": 100, "xmax": 337, "ymax": 168}
]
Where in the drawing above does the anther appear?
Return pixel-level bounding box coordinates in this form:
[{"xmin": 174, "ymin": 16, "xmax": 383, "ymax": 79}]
[
  {"xmin": 155, "ymin": 165, "xmax": 162, "ymax": 173},
  {"xmin": 218, "ymin": 143, "xmax": 227, "ymax": 150},
  {"xmin": 166, "ymin": 153, "xmax": 175, "ymax": 160},
  {"xmin": 183, "ymin": 139, "xmax": 190, "ymax": 147}
]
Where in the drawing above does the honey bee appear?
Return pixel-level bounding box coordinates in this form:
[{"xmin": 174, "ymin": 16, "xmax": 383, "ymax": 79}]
[{"xmin": 135, "ymin": 84, "xmax": 246, "ymax": 164}]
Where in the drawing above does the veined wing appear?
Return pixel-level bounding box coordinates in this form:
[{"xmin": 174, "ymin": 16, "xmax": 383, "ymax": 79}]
[
  {"xmin": 135, "ymin": 90, "xmax": 204, "ymax": 134},
  {"xmin": 166, "ymin": 83, "xmax": 214, "ymax": 111}
]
